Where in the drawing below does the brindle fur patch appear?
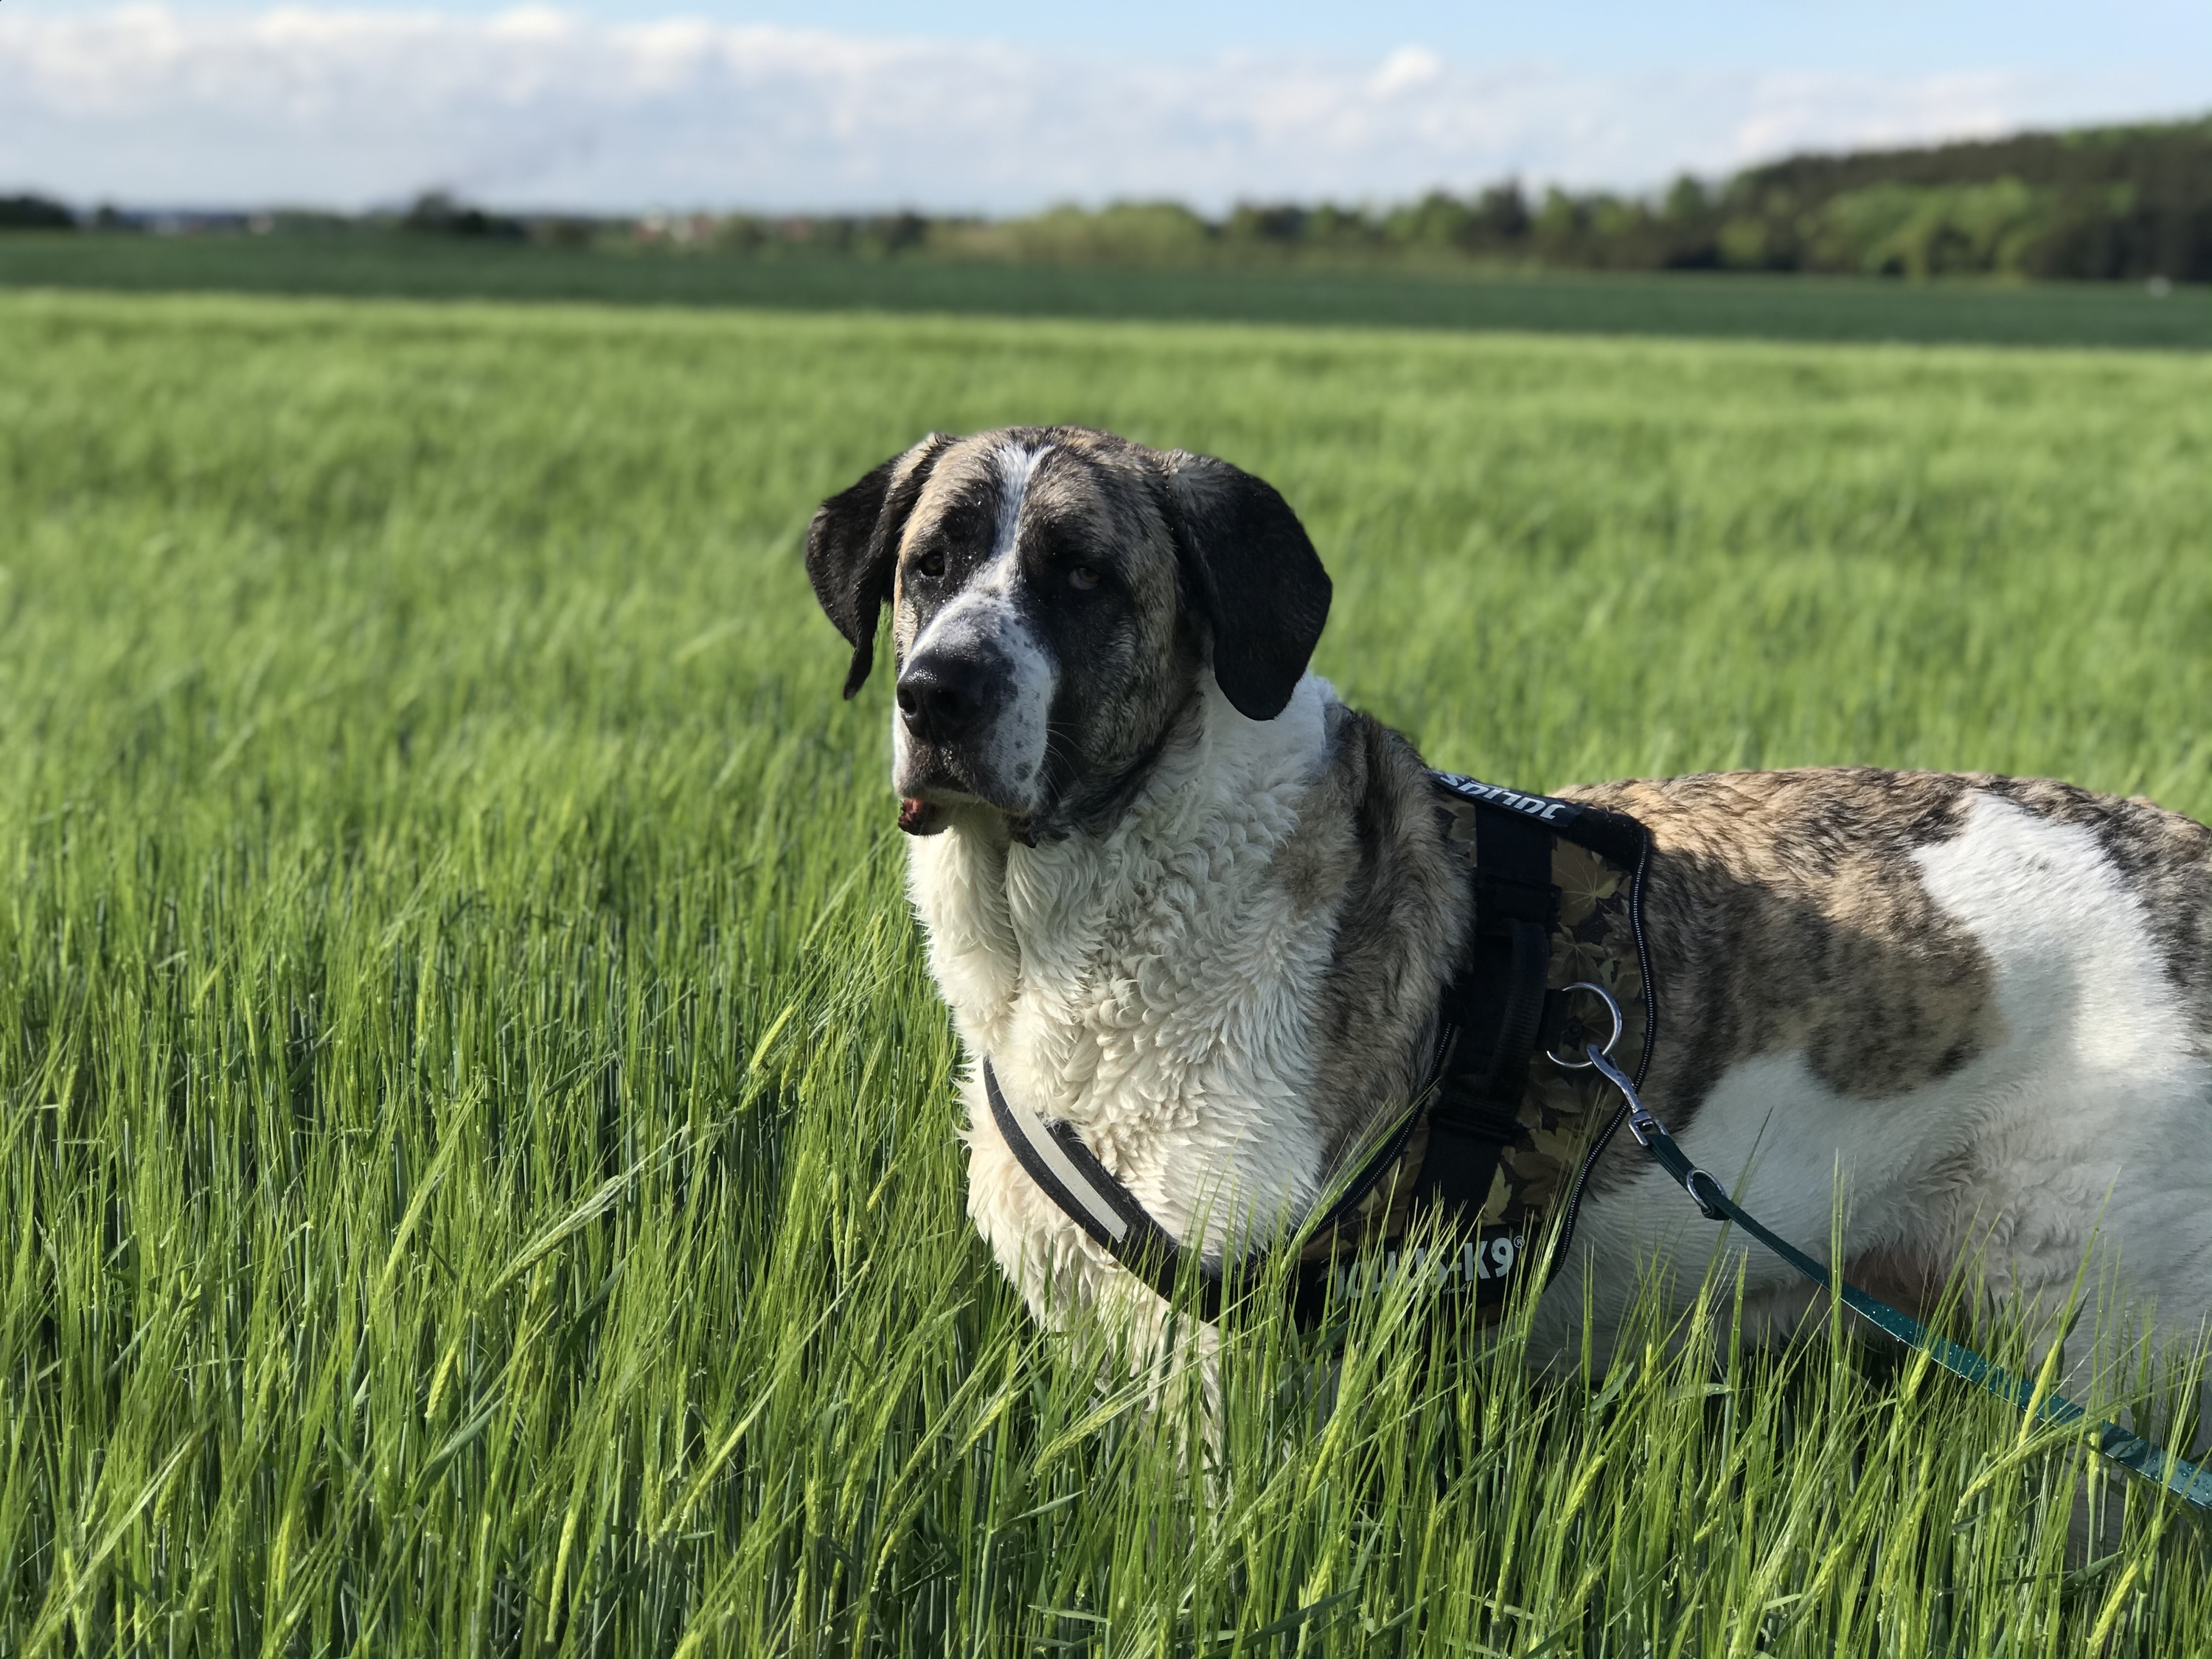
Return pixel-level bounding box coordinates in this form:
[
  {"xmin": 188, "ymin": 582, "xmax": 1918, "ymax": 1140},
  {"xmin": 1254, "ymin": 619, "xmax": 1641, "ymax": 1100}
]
[
  {"xmin": 1287, "ymin": 704, "xmax": 1472, "ymax": 1170},
  {"xmin": 1557, "ymin": 769, "xmax": 2007, "ymax": 1187}
]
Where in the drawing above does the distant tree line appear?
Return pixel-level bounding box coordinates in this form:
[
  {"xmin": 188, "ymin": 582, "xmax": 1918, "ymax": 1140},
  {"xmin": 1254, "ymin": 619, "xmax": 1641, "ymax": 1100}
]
[
  {"xmin": 1692, "ymin": 115, "xmax": 2212, "ymax": 279},
  {"xmin": 0, "ymin": 194, "xmax": 75, "ymax": 231},
  {"xmin": 923, "ymin": 116, "xmax": 2210, "ymax": 282},
  {"xmin": 7, "ymin": 114, "xmax": 2208, "ymax": 282}
]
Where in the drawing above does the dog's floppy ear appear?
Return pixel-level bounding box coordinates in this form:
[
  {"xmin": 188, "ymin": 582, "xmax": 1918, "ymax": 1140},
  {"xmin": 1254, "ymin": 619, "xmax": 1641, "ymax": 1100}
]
[
  {"xmin": 804, "ymin": 433, "xmax": 955, "ymax": 698},
  {"xmin": 1158, "ymin": 451, "xmax": 1332, "ymax": 721}
]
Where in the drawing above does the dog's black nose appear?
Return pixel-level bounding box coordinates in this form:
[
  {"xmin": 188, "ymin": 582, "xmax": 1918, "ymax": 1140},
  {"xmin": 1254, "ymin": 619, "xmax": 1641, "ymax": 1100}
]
[{"xmin": 896, "ymin": 653, "xmax": 988, "ymax": 740}]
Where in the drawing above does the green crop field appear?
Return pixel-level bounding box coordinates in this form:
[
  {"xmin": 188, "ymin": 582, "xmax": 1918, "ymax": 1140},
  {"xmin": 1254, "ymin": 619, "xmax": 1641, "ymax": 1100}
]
[
  {"xmin": 4, "ymin": 290, "xmax": 2210, "ymax": 1655},
  {"xmin": 5, "ymin": 232, "xmax": 2212, "ymax": 350}
]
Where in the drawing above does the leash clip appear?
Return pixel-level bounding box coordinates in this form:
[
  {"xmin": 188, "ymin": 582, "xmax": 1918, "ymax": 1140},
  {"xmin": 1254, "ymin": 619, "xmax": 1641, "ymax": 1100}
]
[
  {"xmin": 1582, "ymin": 1043, "xmax": 1658, "ymax": 1144},
  {"xmin": 1578, "ymin": 1037, "xmax": 1733, "ymax": 1224}
]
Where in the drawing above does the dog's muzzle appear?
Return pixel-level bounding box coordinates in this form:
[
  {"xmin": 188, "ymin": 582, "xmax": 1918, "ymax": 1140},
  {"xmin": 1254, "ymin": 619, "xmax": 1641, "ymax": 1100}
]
[{"xmin": 891, "ymin": 642, "xmax": 1037, "ymax": 827}]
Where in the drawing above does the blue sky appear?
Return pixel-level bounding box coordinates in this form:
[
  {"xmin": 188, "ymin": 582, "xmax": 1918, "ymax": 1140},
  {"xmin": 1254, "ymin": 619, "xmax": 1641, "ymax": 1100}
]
[
  {"xmin": 136, "ymin": 0, "xmax": 2212, "ymax": 78},
  {"xmin": 4, "ymin": 3, "xmax": 2207, "ymax": 212}
]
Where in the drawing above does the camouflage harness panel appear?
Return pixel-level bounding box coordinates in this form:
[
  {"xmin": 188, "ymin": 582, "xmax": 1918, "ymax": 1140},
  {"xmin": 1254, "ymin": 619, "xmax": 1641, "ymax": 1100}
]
[{"xmin": 1291, "ymin": 774, "xmax": 1655, "ymax": 1322}]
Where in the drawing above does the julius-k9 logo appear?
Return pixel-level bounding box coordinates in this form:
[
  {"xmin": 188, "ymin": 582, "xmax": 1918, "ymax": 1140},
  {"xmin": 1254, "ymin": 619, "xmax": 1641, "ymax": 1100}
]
[{"xmin": 1330, "ymin": 1228, "xmax": 1528, "ymax": 1304}]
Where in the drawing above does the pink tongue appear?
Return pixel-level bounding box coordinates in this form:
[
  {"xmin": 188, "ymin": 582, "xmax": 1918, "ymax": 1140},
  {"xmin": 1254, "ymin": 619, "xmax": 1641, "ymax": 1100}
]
[{"xmin": 897, "ymin": 797, "xmax": 932, "ymax": 834}]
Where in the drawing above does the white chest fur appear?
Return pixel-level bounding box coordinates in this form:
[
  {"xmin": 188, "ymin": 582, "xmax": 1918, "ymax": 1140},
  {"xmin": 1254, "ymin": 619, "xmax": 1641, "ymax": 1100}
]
[{"xmin": 907, "ymin": 676, "xmax": 1341, "ymax": 1321}]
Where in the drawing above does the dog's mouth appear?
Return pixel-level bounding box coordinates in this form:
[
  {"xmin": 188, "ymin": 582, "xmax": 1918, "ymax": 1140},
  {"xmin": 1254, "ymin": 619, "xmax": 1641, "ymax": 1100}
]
[
  {"xmin": 895, "ymin": 790, "xmax": 1046, "ymax": 846},
  {"xmin": 896, "ymin": 753, "xmax": 1048, "ymax": 844},
  {"xmin": 895, "ymin": 739, "xmax": 1047, "ymax": 838},
  {"xmin": 894, "ymin": 759, "xmax": 1008, "ymax": 836},
  {"xmin": 897, "ymin": 708, "xmax": 1184, "ymax": 848}
]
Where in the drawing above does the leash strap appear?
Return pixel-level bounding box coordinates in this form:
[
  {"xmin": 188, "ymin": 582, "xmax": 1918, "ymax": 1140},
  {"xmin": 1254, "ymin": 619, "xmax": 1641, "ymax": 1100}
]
[{"xmin": 1582, "ymin": 1048, "xmax": 2212, "ymax": 1514}]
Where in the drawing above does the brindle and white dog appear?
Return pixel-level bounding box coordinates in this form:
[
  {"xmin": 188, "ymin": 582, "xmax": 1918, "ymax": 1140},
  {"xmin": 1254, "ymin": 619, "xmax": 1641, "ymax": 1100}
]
[{"xmin": 805, "ymin": 424, "xmax": 2212, "ymax": 1397}]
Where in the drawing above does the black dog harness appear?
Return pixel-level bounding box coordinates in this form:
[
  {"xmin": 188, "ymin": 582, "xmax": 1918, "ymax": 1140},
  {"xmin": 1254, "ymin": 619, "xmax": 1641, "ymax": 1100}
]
[{"xmin": 982, "ymin": 771, "xmax": 1657, "ymax": 1329}]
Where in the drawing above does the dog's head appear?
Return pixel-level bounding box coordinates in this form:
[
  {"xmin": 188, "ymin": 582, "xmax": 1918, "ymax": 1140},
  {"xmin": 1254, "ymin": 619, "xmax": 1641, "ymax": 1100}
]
[{"xmin": 805, "ymin": 426, "xmax": 1332, "ymax": 838}]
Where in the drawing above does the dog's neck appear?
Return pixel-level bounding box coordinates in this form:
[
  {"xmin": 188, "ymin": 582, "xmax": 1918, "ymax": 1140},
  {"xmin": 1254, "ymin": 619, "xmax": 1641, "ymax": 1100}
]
[{"xmin": 907, "ymin": 674, "xmax": 1343, "ymax": 1249}]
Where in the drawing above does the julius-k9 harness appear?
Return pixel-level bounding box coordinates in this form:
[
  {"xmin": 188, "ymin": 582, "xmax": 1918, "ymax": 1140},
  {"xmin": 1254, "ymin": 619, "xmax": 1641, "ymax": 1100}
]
[
  {"xmin": 979, "ymin": 772, "xmax": 2212, "ymax": 1512},
  {"xmin": 983, "ymin": 771, "xmax": 1655, "ymax": 1329}
]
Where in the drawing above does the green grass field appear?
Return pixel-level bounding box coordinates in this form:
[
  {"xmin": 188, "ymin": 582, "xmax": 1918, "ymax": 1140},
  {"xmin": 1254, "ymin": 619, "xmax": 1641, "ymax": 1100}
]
[
  {"xmin": 4, "ymin": 232, "xmax": 2211, "ymax": 349},
  {"xmin": 4, "ymin": 289, "xmax": 2211, "ymax": 1655}
]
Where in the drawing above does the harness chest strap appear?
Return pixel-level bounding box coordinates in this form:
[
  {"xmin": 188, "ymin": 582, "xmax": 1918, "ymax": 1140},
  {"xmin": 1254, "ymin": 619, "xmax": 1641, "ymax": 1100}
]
[
  {"xmin": 981, "ymin": 1054, "xmax": 1225, "ymax": 1317},
  {"xmin": 981, "ymin": 771, "xmax": 1658, "ymax": 1329}
]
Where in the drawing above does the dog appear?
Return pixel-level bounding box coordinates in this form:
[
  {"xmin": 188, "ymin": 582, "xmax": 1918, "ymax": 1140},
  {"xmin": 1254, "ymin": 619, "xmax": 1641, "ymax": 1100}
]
[{"xmin": 804, "ymin": 424, "xmax": 2212, "ymax": 1403}]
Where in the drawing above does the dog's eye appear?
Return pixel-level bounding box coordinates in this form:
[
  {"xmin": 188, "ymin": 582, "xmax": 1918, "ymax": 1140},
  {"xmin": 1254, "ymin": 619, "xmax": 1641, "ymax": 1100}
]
[
  {"xmin": 1068, "ymin": 565, "xmax": 1101, "ymax": 591},
  {"xmin": 914, "ymin": 550, "xmax": 946, "ymax": 580}
]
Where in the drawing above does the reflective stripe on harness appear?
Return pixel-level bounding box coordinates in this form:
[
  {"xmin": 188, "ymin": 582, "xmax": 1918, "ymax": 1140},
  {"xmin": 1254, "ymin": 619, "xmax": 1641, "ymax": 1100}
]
[
  {"xmin": 982, "ymin": 1055, "xmax": 1425, "ymax": 1326},
  {"xmin": 981, "ymin": 1054, "xmax": 1217, "ymax": 1316}
]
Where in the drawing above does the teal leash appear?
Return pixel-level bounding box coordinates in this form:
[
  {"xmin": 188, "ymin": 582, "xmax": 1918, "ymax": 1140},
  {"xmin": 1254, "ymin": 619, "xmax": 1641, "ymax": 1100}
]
[{"xmin": 1582, "ymin": 1045, "xmax": 2212, "ymax": 1513}]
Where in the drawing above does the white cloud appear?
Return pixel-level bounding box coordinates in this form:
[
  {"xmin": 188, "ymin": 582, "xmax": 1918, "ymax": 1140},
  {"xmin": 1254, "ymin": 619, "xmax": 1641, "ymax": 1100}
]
[
  {"xmin": 0, "ymin": 7, "xmax": 2183, "ymax": 212},
  {"xmin": 1370, "ymin": 46, "xmax": 1443, "ymax": 98}
]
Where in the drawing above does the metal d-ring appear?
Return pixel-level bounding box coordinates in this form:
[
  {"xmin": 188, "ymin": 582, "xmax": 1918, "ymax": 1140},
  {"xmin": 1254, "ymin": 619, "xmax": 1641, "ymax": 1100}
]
[{"xmin": 1546, "ymin": 980, "xmax": 1623, "ymax": 1070}]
